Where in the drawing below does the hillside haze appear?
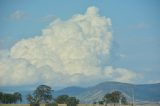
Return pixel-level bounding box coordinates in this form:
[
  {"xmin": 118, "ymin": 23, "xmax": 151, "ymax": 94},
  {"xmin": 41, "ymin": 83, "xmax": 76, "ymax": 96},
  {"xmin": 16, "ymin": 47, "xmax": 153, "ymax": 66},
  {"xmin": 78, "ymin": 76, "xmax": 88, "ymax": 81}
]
[
  {"xmin": 54, "ymin": 81, "xmax": 160, "ymax": 103},
  {"xmin": 1, "ymin": 81, "xmax": 160, "ymax": 104}
]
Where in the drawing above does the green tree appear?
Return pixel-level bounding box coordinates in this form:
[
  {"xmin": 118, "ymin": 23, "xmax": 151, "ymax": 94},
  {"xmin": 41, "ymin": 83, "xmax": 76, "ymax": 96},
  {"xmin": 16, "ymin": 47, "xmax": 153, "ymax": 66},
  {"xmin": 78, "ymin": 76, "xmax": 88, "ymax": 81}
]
[
  {"xmin": 0, "ymin": 92, "xmax": 3, "ymax": 103},
  {"xmin": 55, "ymin": 95, "xmax": 79, "ymax": 106},
  {"xmin": 0, "ymin": 92, "xmax": 22, "ymax": 104},
  {"xmin": 121, "ymin": 96, "xmax": 127, "ymax": 104},
  {"xmin": 3, "ymin": 93, "xmax": 14, "ymax": 104},
  {"xmin": 27, "ymin": 94, "xmax": 40, "ymax": 104},
  {"xmin": 34, "ymin": 85, "xmax": 53, "ymax": 103},
  {"xmin": 27, "ymin": 85, "xmax": 53, "ymax": 104},
  {"xmin": 55, "ymin": 95, "xmax": 69, "ymax": 104},
  {"xmin": 103, "ymin": 91, "xmax": 127, "ymax": 106},
  {"xmin": 98, "ymin": 100, "xmax": 104, "ymax": 105},
  {"xmin": 13, "ymin": 92, "xmax": 22, "ymax": 103},
  {"xmin": 67, "ymin": 97, "xmax": 79, "ymax": 106}
]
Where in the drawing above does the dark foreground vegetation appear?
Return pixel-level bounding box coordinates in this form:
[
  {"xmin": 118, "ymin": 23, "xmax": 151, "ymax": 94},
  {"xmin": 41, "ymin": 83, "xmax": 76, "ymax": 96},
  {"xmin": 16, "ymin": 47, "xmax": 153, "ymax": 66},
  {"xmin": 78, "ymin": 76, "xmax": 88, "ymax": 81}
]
[
  {"xmin": 27, "ymin": 85, "xmax": 79, "ymax": 106},
  {"xmin": 0, "ymin": 92, "xmax": 22, "ymax": 104},
  {"xmin": 0, "ymin": 85, "xmax": 128, "ymax": 106},
  {"xmin": 98, "ymin": 91, "xmax": 128, "ymax": 106}
]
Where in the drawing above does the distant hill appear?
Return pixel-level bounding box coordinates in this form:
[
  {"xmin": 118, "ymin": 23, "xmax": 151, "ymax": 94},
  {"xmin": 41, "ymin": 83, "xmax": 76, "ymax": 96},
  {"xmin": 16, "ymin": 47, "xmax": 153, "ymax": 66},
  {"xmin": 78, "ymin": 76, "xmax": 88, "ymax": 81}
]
[
  {"xmin": 54, "ymin": 86, "xmax": 86, "ymax": 97},
  {"xmin": 54, "ymin": 81, "xmax": 160, "ymax": 103},
  {"xmin": 1, "ymin": 81, "xmax": 160, "ymax": 104}
]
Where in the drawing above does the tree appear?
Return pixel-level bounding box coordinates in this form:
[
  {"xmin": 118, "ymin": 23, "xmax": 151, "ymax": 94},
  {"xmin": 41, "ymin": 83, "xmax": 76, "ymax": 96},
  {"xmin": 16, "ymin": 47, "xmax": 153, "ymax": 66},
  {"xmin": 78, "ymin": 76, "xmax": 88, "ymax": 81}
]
[
  {"xmin": 55, "ymin": 95, "xmax": 69, "ymax": 104},
  {"xmin": 27, "ymin": 85, "xmax": 53, "ymax": 104},
  {"xmin": 34, "ymin": 85, "xmax": 53, "ymax": 103},
  {"xmin": 0, "ymin": 92, "xmax": 3, "ymax": 103},
  {"xmin": 67, "ymin": 97, "xmax": 79, "ymax": 106},
  {"xmin": 0, "ymin": 92, "xmax": 22, "ymax": 104},
  {"xmin": 27, "ymin": 94, "xmax": 40, "ymax": 104},
  {"xmin": 103, "ymin": 91, "xmax": 127, "ymax": 106},
  {"xmin": 98, "ymin": 100, "xmax": 104, "ymax": 105},
  {"xmin": 13, "ymin": 92, "xmax": 22, "ymax": 103},
  {"xmin": 121, "ymin": 96, "xmax": 127, "ymax": 104},
  {"xmin": 55, "ymin": 95, "xmax": 79, "ymax": 106}
]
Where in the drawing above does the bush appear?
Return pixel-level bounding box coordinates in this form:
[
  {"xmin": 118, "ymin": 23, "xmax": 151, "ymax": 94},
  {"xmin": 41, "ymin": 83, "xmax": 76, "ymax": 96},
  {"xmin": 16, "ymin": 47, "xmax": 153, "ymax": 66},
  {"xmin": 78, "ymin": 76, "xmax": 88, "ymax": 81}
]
[
  {"xmin": 45, "ymin": 103, "xmax": 58, "ymax": 106},
  {"xmin": 30, "ymin": 103, "xmax": 40, "ymax": 106}
]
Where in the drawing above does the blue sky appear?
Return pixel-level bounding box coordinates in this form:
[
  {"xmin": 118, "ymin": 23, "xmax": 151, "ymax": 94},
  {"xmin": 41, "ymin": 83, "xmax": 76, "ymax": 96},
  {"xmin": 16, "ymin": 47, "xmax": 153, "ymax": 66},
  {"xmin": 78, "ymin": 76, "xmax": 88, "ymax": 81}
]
[{"xmin": 0, "ymin": 0, "xmax": 160, "ymax": 89}]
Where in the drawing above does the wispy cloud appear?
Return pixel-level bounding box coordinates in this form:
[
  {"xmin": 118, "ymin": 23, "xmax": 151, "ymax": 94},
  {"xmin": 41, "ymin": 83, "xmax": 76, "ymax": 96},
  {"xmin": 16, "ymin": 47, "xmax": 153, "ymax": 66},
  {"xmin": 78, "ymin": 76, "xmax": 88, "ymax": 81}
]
[
  {"xmin": 39, "ymin": 15, "xmax": 58, "ymax": 22},
  {"xmin": 148, "ymin": 80, "xmax": 160, "ymax": 84},
  {"xmin": 0, "ymin": 39, "xmax": 4, "ymax": 49},
  {"xmin": 130, "ymin": 23, "xmax": 150, "ymax": 29},
  {"xmin": 119, "ymin": 54, "xmax": 128, "ymax": 59},
  {"xmin": 10, "ymin": 10, "xmax": 26, "ymax": 20}
]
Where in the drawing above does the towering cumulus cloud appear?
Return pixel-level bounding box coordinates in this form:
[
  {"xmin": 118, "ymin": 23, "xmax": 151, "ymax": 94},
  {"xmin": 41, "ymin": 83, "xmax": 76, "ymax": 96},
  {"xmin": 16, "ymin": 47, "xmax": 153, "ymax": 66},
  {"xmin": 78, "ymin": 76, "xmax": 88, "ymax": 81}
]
[{"xmin": 0, "ymin": 7, "xmax": 136, "ymax": 87}]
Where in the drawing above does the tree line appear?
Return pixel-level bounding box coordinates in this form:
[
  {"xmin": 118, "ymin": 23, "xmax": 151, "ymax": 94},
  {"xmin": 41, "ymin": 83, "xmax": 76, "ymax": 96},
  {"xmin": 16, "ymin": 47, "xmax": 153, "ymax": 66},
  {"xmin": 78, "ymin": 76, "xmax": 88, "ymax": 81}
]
[
  {"xmin": 0, "ymin": 92, "xmax": 22, "ymax": 104},
  {"xmin": 27, "ymin": 85, "xmax": 79, "ymax": 106},
  {"xmin": 96, "ymin": 91, "xmax": 127, "ymax": 106},
  {"xmin": 0, "ymin": 85, "xmax": 128, "ymax": 106},
  {"xmin": 27, "ymin": 85, "xmax": 128, "ymax": 106}
]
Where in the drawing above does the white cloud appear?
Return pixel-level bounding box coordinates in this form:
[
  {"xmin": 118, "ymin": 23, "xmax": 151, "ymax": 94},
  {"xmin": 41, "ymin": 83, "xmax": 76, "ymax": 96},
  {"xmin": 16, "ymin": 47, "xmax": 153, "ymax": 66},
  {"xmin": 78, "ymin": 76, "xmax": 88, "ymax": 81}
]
[
  {"xmin": 0, "ymin": 39, "xmax": 4, "ymax": 49},
  {"xmin": 0, "ymin": 57, "xmax": 37, "ymax": 86},
  {"xmin": 104, "ymin": 66, "xmax": 136, "ymax": 82},
  {"xmin": 11, "ymin": 6, "xmax": 112, "ymax": 75},
  {"xmin": 0, "ymin": 7, "xmax": 136, "ymax": 87},
  {"xmin": 119, "ymin": 54, "xmax": 128, "ymax": 59},
  {"xmin": 130, "ymin": 23, "xmax": 150, "ymax": 29},
  {"xmin": 136, "ymin": 23, "xmax": 149, "ymax": 29},
  {"xmin": 10, "ymin": 10, "xmax": 26, "ymax": 20},
  {"xmin": 39, "ymin": 15, "xmax": 58, "ymax": 22},
  {"xmin": 148, "ymin": 80, "xmax": 160, "ymax": 84}
]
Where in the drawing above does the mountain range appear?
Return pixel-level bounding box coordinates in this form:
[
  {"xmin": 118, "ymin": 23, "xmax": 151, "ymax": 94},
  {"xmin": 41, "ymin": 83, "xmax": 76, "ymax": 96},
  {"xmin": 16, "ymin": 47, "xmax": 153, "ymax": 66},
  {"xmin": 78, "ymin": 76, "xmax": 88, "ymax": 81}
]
[
  {"xmin": 1, "ymin": 81, "xmax": 160, "ymax": 103},
  {"xmin": 54, "ymin": 81, "xmax": 160, "ymax": 103}
]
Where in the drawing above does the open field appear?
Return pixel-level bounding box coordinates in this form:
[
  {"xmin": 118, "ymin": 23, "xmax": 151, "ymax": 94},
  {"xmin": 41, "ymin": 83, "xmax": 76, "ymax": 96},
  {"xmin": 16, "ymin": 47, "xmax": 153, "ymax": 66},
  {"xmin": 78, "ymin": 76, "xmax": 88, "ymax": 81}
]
[
  {"xmin": 0, "ymin": 104, "xmax": 160, "ymax": 106},
  {"xmin": 135, "ymin": 105, "xmax": 160, "ymax": 106},
  {"xmin": 0, "ymin": 104, "xmax": 45, "ymax": 106},
  {"xmin": 0, "ymin": 104, "xmax": 30, "ymax": 106},
  {"xmin": 78, "ymin": 104, "xmax": 160, "ymax": 106}
]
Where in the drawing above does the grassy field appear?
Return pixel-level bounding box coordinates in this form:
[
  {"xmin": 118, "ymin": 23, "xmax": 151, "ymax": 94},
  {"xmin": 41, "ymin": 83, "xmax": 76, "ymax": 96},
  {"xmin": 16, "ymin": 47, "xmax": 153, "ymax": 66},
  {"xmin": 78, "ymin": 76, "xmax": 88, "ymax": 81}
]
[
  {"xmin": 0, "ymin": 104, "xmax": 30, "ymax": 106},
  {"xmin": 0, "ymin": 104, "xmax": 159, "ymax": 106},
  {"xmin": 77, "ymin": 104, "xmax": 160, "ymax": 106},
  {"xmin": 0, "ymin": 104, "xmax": 46, "ymax": 106}
]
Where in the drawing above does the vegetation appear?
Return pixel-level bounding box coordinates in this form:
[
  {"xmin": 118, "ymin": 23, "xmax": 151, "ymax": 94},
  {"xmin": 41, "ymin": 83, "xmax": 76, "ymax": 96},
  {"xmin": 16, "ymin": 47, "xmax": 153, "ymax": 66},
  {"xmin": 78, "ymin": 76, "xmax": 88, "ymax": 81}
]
[
  {"xmin": 1, "ymin": 85, "xmax": 127, "ymax": 106},
  {"xmin": 98, "ymin": 101, "xmax": 104, "ymax": 105},
  {"xmin": 0, "ymin": 92, "xmax": 22, "ymax": 104},
  {"xmin": 27, "ymin": 85, "xmax": 53, "ymax": 104},
  {"xmin": 103, "ymin": 91, "xmax": 127, "ymax": 106},
  {"xmin": 26, "ymin": 85, "xmax": 79, "ymax": 106},
  {"xmin": 55, "ymin": 95, "xmax": 79, "ymax": 106}
]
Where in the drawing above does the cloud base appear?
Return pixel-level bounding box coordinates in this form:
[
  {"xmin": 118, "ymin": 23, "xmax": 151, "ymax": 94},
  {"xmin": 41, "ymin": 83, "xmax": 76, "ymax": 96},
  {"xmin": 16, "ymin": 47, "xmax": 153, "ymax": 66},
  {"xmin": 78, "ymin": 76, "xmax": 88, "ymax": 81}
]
[{"xmin": 0, "ymin": 7, "xmax": 136, "ymax": 88}]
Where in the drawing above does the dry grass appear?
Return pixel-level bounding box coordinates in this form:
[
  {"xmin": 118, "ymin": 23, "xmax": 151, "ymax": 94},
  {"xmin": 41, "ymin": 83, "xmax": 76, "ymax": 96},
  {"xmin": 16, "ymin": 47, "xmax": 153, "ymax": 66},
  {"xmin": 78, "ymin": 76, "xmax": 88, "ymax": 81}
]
[
  {"xmin": 0, "ymin": 104, "xmax": 30, "ymax": 106},
  {"xmin": 0, "ymin": 104, "xmax": 159, "ymax": 106}
]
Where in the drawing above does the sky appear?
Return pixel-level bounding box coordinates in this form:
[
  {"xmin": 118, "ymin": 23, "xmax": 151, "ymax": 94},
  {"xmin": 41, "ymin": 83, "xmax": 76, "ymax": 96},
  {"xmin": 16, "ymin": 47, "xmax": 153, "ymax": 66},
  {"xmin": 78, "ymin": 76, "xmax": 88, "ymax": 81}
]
[{"xmin": 0, "ymin": 0, "xmax": 160, "ymax": 90}]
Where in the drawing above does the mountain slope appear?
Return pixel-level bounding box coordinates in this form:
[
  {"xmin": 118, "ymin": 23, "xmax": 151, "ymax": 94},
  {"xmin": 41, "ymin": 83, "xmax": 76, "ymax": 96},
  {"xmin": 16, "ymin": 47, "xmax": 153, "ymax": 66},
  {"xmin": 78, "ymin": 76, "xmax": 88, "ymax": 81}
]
[
  {"xmin": 54, "ymin": 86, "xmax": 86, "ymax": 96},
  {"xmin": 1, "ymin": 81, "xmax": 159, "ymax": 104},
  {"xmin": 54, "ymin": 81, "xmax": 160, "ymax": 103}
]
